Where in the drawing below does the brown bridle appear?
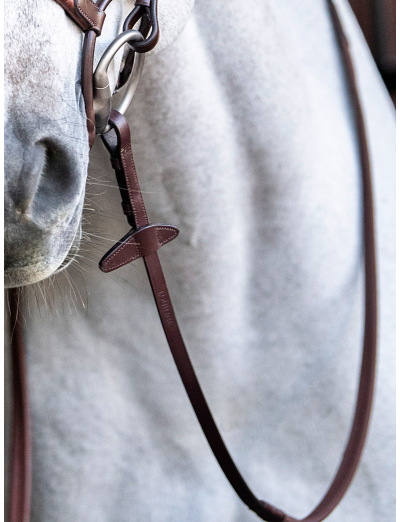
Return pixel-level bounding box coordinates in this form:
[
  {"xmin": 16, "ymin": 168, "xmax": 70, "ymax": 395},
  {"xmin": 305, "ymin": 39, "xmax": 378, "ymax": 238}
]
[{"xmin": 8, "ymin": 1, "xmax": 377, "ymax": 521}]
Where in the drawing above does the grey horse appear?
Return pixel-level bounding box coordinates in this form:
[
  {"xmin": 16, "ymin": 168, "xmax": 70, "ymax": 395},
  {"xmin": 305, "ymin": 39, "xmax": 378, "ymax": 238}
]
[{"xmin": 5, "ymin": 0, "xmax": 395, "ymax": 521}]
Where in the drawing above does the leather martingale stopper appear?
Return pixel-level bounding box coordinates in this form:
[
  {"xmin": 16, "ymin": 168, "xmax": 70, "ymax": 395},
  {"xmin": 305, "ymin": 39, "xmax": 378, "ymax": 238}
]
[{"xmin": 99, "ymin": 224, "xmax": 179, "ymax": 273}]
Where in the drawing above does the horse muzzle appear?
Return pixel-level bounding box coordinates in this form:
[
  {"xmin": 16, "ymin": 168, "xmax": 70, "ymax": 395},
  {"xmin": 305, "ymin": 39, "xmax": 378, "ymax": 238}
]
[{"xmin": 4, "ymin": 135, "xmax": 86, "ymax": 287}]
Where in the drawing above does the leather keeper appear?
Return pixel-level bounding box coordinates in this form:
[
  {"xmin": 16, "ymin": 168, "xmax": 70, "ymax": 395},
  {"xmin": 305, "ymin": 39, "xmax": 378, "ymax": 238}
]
[
  {"xmin": 54, "ymin": 0, "xmax": 106, "ymax": 35},
  {"xmin": 99, "ymin": 224, "xmax": 179, "ymax": 272}
]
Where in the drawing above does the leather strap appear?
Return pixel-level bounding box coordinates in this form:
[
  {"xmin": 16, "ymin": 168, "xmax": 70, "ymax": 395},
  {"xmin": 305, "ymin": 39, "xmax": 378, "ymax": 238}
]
[
  {"xmin": 101, "ymin": 11, "xmax": 378, "ymax": 508},
  {"xmin": 7, "ymin": 289, "xmax": 32, "ymax": 522},
  {"xmin": 80, "ymin": 0, "xmax": 114, "ymax": 148},
  {"xmin": 136, "ymin": 0, "xmax": 151, "ymax": 7},
  {"xmin": 123, "ymin": 0, "xmax": 159, "ymax": 54},
  {"xmin": 100, "ymin": 224, "xmax": 179, "ymax": 272},
  {"xmin": 8, "ymin": 1, "xmax": 377, "ymax": 521},
  {"xmin": 53, "ymin": 0, "xmax": 106, "ymax": 35},
  {"xmin": 101, "ymin": 110, "xmax": 283, "ymax": 521}
]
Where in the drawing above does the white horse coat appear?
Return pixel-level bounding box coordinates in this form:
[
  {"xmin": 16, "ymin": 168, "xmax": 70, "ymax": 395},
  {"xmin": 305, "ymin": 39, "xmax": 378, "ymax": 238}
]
[{"xmin": 5, "ymin": 0, "xmax": 395, "ymax": 521}]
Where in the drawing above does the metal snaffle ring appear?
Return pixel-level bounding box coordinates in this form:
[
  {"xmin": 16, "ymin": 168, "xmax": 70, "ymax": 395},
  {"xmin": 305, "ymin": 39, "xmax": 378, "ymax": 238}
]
[{"xmin": 93, "ymin": 30, "xmax": 145, "ymax": 135}]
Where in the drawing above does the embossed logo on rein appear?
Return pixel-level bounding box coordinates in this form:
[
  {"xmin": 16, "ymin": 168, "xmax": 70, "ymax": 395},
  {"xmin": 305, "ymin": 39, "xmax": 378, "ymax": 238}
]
[{"xmin": 158, "ymin": 291, "xmax": 174, "ymax": 328}]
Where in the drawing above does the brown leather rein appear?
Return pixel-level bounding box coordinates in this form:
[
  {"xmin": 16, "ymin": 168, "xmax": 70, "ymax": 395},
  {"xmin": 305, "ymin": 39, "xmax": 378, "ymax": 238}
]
[{"xmin": 8, "ymin": 1, "xmax": 377, "ymax": 521}]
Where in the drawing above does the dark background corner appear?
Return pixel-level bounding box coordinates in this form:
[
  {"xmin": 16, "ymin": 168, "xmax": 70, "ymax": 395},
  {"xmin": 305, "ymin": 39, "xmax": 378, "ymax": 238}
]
[{"xmin": 348, "ymin": 0, "xmax": 396, "ymax": 104}]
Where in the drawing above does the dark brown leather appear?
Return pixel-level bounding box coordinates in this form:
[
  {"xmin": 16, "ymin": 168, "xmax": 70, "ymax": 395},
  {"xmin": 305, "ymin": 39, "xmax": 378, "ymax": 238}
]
[
  {"xmin": 124, "ymin": 0, "xmax": 159, "ymax": 53},
  {"xmin": 99, "ymin": 224, "xmax": 179, "ymax": 272},
  {"xmin": 101, "ymin": 13, "xmax": 378, "ymax": 509},
  {"xmin": 117, "ymin": 1, "xmax": 157, "ymax": 89},
  {"xmin": 53, "ymin": 0, "xmax": 106, "ymax": 35},
  {"xmin": 101, "ymin": 110, "xmax": 278, "ymax": 518},
  {"xmin": 8, "ymin": 1, "xmax": 378, "ymax": 521},
  {"xmin": 79, "ymin": 0, "xmax": 115, "ymax": 147},
  {"xmin": 7, "ymin": 289, "xmax": 32, "ymax": 522},
  {"xmin": 81, "ymin": 30, "xmax": 97, "ymax": 148}
]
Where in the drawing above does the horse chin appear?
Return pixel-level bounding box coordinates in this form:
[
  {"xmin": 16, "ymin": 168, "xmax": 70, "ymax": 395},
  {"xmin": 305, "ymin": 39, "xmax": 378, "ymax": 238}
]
[
  {"xmin": 52, "ymin": 227, "xmax": 82, "ymax": 275},
  {"xmin": 5, "ymin": 262, "xmax": 67, "ymax": 288},
  {"xmin": 4, "ymin": 210, "xmax": 83, "ymax": 289}
]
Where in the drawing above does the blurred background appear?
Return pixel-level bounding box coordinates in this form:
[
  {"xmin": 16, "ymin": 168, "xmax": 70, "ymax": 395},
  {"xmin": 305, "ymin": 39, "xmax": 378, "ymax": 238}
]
[{"xmin": 348, "ymin": 0, "xmax": 396, "ymax": 104}]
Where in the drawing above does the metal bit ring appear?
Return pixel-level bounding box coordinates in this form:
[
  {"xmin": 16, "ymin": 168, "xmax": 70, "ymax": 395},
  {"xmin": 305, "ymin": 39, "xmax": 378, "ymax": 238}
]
[{"xmin": 93, "ymin": 30, "xmax": 145, "ymax": 135}]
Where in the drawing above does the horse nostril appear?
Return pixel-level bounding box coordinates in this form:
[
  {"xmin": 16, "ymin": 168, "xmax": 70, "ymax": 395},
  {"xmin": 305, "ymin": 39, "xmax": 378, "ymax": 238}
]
[
  {"xmin": 38, "ymin": 138, "xmax": 71, "ymax": 192},
  {"xmin": 29, "ymin": 138, "xmax": 84, "ymax": 227}
]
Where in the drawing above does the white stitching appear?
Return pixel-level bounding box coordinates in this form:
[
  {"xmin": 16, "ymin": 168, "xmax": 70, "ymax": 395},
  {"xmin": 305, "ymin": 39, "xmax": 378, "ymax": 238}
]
[
  {"xmin": 120, "ymin": 146, "xmax": 148, "ymax": 227},
  {"xmin": 103, "ymin": 238, "xmax": 139, "ymax": 270},
  {"xmin": 102, "ymin": 227, "xmax": 178, "ymax": 271},
  {"xmin": 76, "ymin": 0, "xmax": 102, "ymax": 30}
]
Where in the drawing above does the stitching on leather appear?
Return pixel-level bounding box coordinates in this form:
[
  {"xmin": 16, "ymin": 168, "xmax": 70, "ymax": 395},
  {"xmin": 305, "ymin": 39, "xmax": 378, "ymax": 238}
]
[
  {"xmin": 156, "ymin": 227, "xmax": 178, "ymax": 246},
  {"xmin": 86, "ymin": 0, "xmax": 100, "ymax": 10},
  {"xmin": 108, "ymin": 253, "xmax": 139, "ymax": 270},
  {"xmin": 104, "ymin": 239, "xmax": 139, "ymax": 270},
  {"xmin": 76, "ymin": 0, "xmax": 99, "ymax": 29},
  {"xmin": 121, "ymin": 146, "xmax": 147, "ymax": 227},
  {"xmin": 103, "ymin": 227, "xmax": 177, "ymax": 271},
  {"xmin": 107, "ymin": 238, "xmax": 138, "ymax": 260},
  {"xmin": 155, "ymin": 227, "xmax": 161, "ymax": 246}
]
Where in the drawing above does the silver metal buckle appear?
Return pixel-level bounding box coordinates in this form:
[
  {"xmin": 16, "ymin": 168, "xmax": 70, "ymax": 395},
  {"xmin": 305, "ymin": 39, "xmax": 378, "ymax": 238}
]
[{"xmin": 93, "ymin": 30, "xmax": 145, "ymax": 135}]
